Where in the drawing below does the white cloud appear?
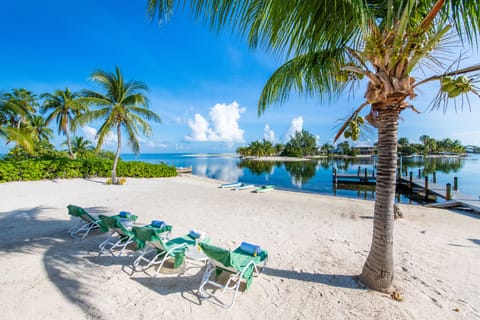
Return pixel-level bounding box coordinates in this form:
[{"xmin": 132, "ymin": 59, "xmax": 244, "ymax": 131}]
[
  {"xmin": 81, "ymin": 126, "xmax": 117, "ymax": 146},
  {"xmin": 284, "ymin": 116, "xmax": 303, "ymax": 142},
  {"xmin": 264, "ymin": 124, "xmax": 275, "ymax": 142},
  {"xmin": 186, "ymin": 114, "xmax": 214, "ymax": 141},
  {"xmin": 185, "ymin": 101, "xmax": 245, "ymax": 143}
]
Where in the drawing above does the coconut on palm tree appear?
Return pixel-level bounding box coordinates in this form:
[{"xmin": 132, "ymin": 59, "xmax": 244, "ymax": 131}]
[
  {"xmin": 147, "ymin": 0, "xmax": 480, "ymax": 292},
  {"xmin": 41, "ymin": 88, "xmax": 88, "ymax": 158},
  {"xmin": 79, "ymin": 66, "xmax": 162, "ymax": 184}
]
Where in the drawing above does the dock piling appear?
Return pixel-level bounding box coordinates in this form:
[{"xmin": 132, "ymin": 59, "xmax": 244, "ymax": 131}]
[
  {"xmin": 454, "ymin": 177, "xmax": 458, "ymax": 191},
  {"xmin": 446, "ymin": 183, "xmax": 452, "ymax": 200},
  {"xmin": 424, "ymin": 176, "xmax": 429, "ymax": 200}
]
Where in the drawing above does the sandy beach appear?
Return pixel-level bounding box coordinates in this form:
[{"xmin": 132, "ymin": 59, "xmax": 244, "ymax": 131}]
[{"xmin": 0, "ymin": 175, "xmax": 479, "ymax": 319}]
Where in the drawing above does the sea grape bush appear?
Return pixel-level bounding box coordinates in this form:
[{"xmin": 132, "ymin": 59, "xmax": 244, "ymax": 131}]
[{"xmin": 0, "ymin": 159, "xmax": 177, "ymax": 182}]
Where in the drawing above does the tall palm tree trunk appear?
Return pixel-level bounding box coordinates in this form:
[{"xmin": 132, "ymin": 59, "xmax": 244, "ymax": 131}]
[
  {"xmin": 359, "ymin": 106, "xmax": 400, "ymax": 293},
  {"xmin": 112, "ymin": 124, "xmax": 121, "ymax": 184},
  {"xmin": 65, "ymin": 130, "xmax": 75, "ymax": 159}
]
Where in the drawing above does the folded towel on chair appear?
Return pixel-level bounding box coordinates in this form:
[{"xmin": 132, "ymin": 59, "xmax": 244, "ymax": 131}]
[
  {"xmin": 119, "ymin": 211, "xmax": 132, "ymax": 218},
  {"xmin": 151, "ymin": 220, "xmax": 166, "ymax": 228},
  {"xmin": 189, "ymin": 229, "xmax": 206, "ymax": 239},
  {"xmin": 240, "ymin": 241, "xmax": 262, "ymax": 256}
]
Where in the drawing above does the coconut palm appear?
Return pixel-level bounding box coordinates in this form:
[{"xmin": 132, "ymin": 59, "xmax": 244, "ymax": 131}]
[
  {"xmin": 1, "ymin": 88, "xmax": 38, "ymax": 128},
  {"xmin": 63, "ymin": 136, "xmax": 94, "ymax": 158},
  {"xmin": 41, "ymin": 88, "xmax": 88, "ymax": 158},
  {"xmin": 0, "ymin": 89, "xmax": 37, "ymax": 150},
  {"xmin": 79, "ymin": 67, "xmax": 162, "ymax": 184},
  {"xmin": 26, "ymin": 115, "xmax": 53, "ymax": 142},
  {"xmin": 147, "ymin": 0, "xmax": 480, "ymax": 292}
]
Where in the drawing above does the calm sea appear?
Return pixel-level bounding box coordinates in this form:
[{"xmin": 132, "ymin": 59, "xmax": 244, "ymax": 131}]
[{"xmin": 122, "ymin": 153, "xmax": 480, "ymax": 205}]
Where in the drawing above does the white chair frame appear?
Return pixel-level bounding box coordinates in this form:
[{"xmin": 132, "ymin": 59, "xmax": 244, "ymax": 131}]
[{"xmin": 198, "ymin": 256, "xmax": 267, "ymax": 308}]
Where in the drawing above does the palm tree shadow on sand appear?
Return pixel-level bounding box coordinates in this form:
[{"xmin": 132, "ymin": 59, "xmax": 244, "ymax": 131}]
[
  {"xmin": 262, "ymin": 267, "xmax": 365, "ymax": 290},
  {"xmin": 0, "ymin": 205, "xmax": 114, "ymax": 319}
]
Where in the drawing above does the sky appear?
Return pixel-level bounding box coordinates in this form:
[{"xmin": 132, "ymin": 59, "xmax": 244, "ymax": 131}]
[{"xmin": 1, "ymin": 1, "xmax": 479, "ymax": 154}]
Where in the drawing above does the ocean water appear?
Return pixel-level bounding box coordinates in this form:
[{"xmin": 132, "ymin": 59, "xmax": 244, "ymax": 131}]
[{"xmin": 122, "ymin": 153, "xmax": 480, "ymax": 205}]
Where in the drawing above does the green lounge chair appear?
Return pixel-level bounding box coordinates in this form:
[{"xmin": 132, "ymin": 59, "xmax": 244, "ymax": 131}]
[
  {"xmin": 98, "ymin": 214, "xmax": 138, "ymax": 256},
  {"xmin": 131, "ymin": 225, "xmax": 173, "ymax": 273},
  {"xmin": 198, "ymin": 242, "xmax": 268, "ymax": 308},
  {"xmin": 131, "ymin": 227, "xmax": 202, "ymax": 277},
  {"xmin": 67, "ymin": 204, "xmax": 101, "ymax": 240}
]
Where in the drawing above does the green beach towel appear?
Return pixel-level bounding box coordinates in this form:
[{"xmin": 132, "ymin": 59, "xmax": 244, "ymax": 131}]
[
  {"xmin": 199, "ymin": 242, "xmax": 268, "ymax": 289},
  {"xmin": 67, "ymin": 204, "xmax": 97, "ymax": 222},
  {"xmin": 132, "ymin": 225, "xmax": 173, "ymax": 251}
]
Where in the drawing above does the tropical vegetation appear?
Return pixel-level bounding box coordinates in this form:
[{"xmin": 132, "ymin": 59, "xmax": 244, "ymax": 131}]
[
  {"xmin": 147, "ymin": 0, "xmax": 480, "ymax": 292},
  {"xmin": 0, "ymin": 68, "xmax": 170, "ymax": 183},
  {"xmin": 237, "ymin": 129, "xmax": 318, "ymax": 157},
  {"xmin": 398, "ymin": 135, "xmax": 466, "ymax": 155},
  {"xmin": 78, "ymin": 67, "xmax": 162, "ymax": 184},
  {"xmin": 41, "ymin": 88, "xmax": 88, "ymax": 159}
]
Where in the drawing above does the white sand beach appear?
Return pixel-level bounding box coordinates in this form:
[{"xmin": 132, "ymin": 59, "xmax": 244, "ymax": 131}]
[{"xmin": 0, "ymin": 176, "xmax": 479, "ymax": 319}]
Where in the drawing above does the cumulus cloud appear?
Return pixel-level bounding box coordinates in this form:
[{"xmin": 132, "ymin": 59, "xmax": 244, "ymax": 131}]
[
  {"xmin": 284, "ymin": 116, "xmax": 303, "ymax": 142},
  {"xmin": 185, "ymin": 101, "xmax": 245, "ymax": 143},
  {"xmin": 186, "ymin": 114, "xmax": 213, "ymax": 142},
  {"xmin": 81, "ymin": 126, "xmax": 117, "ymax": 146},
  {"xmin": 264, "ymin": 124, "xmax": 275, "ymax": 142}
]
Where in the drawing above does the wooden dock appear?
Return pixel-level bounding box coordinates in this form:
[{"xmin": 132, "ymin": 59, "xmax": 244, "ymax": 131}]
[
  {"xmin": 333, "ymin": 168, "xmax": 376, "ymax": 184},
  {"xmin": 333, "ymin": 167, "xmax": 480, "ymax": 212},
  {"xmin": 398, "ymin": 175, "xmax": 480, "ymax": 212}
]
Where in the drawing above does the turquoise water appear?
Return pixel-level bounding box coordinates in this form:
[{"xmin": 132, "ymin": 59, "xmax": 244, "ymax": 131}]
[{"xmin": 122, "ymin": 153, "xmax": 480, "ymax": 204}]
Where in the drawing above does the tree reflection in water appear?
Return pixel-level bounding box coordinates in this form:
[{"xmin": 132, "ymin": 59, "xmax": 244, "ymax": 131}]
[{"xmin": 284, "ymin": 161, "xmax": 317, "ymax": 185}]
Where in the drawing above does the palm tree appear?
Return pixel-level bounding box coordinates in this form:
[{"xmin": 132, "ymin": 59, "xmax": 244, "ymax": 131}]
[
  {"xmin": 41, "ymin": 88, "xmax": 88, "ymax": 158},
  {"xmin": 64, "ymin": 136, "xmax": 94, "ymax": 158},
  {"xmin": 1, "ymin": 88, "xmax": 38, "ymax": 128},
  {"xmin": 79, "ymin": 67, "xmax": 162, "ymax": 184},
  {"xmin": 0, "ymin": 89, "xmax": 38, "ymax": 151},
  {"xmin": 147, "ymin": 0, "xmax": 480, "ymax": 292},
  {"xmin": 27, "ymin": 115, "xmax": 54, "ymax": 142}
]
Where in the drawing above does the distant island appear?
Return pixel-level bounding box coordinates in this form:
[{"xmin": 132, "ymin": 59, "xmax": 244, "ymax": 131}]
[{"xmin": 237, "ymin": 132, "xmax": 479, "ymax": 159}]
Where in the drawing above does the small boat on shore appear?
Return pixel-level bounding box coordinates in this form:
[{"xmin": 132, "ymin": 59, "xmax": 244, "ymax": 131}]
[
  {"xmin": 234, "ymin": 183, "xmax": 255, "ymax": 190},
  {"xmin": 219, "ymin": 182, "xmax": 242, "ymax": 188},
  {"xmin": 176, "ymin": 167, "xmax": 192, "ymax": 174},
  {"xmin": 255, "ymin": 185, "xmax": 275, "ymax": 193}
]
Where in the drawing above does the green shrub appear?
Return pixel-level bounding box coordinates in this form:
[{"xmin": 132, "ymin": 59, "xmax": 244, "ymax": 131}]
[{"xmin": 0, "ymin": 158, "xmax": 177, "ymax": 183}]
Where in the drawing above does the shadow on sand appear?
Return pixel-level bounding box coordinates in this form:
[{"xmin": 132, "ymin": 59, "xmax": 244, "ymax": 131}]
[
  {"xmin": 0, "ymin": 205, "xmax": 113, "ymax": 318},
  {"xmin": 262, "ymin": 267, "xmax": 364, "ymax": 290}
]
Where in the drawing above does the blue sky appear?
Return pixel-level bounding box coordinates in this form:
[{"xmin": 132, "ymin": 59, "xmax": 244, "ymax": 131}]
[{"xmin": 1, "ymin": 1, "xmax": 479, "ymax": 154}]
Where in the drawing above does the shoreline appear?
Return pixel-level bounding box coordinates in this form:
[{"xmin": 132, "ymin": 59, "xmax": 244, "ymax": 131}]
[{"xmin": 1, "ymin": 176, "xmax": 479, "ymax": 319}]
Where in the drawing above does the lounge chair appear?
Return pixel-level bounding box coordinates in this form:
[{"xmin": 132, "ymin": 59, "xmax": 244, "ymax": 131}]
[
  {"xmin": 67, "ymin": 204, "xmax": 101, "ymax": 240},
  {"xmin": 131, "ymin": 228, "xmax": 204, "ymax": 277},
  {"xmin": 198, "ymin": 241, "xmax": 268, "ymax": 308},
  {"xmin": 98, "ymin": 213, "xmax": 138, "ymax": 256}
]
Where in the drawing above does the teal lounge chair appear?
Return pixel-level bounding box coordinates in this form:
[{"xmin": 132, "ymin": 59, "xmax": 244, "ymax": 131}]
[
  {"xmin": 131, "ymin": 227, "xmax": 202, "ymax": 277},
  {"xmin": 198, "ymin": 242, "xmax": 268, "ymax": 308},
  {"xmin": 98, "ymin": 214, "xmax": 138, "ymax": 256},
  {"xmin": 67, "ymin": 204, "xmax": 101, "ymax": 240}
]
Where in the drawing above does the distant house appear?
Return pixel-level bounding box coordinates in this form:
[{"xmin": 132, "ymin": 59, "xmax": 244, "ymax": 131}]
[
  {"xmin": 465, "ymin": 145, "xmax": 475, "ymax": 153},
  {"xmin": 351, "ymin": 144, "xmax": 375, "ymax": 156}
]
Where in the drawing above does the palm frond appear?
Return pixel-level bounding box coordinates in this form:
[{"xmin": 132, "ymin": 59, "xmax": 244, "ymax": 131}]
[
  {"xmin": 128, "ymin": 113, "xmax": 153, "ymax": 137},
  {"xmin": 258, "ymin": 49, "xmax": 351, "ymax": 114},
  {"xmin": 128, "ymin": 106, "xmax": 162, "ymax": 123},
  {"xmin": 147, "ymin": 0, "xmax": 371, "ymax": 56},
  {"xmin": 124, "ymin": 122, "xmax": 140, "ymax": 154}
]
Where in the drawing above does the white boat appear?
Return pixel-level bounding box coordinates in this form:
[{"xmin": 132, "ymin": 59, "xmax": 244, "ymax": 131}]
[
  {"xmin": 219, "ymin": 182, "xmax": 242, "ymax": 188},
  {"xmin": 234, "ymin": 183, "xmax": 255, "ymax": 190}
]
